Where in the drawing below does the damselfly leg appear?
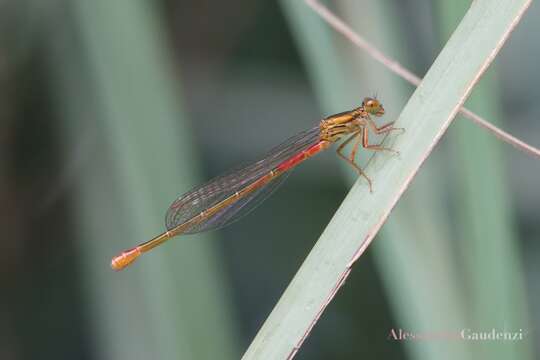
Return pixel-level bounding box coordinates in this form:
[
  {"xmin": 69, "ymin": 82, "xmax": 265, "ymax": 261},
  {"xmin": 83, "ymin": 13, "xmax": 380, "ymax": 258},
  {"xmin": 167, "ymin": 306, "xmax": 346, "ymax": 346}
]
[{"xmin": 336, "ymin": 119, "xmax": 404, "ymax": 192}]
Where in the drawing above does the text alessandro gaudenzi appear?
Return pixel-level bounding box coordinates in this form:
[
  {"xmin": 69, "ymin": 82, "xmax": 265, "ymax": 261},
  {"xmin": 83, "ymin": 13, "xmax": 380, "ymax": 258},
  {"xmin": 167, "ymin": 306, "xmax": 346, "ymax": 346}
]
[{"xmin": 387, "ymin": 328, "xmax": 526, "ymax": 341}]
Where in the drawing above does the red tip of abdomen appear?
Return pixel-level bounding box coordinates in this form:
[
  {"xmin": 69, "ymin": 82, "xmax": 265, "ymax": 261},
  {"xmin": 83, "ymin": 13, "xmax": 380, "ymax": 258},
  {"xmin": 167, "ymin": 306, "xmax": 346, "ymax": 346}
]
[{"xmin": 111, "ymin": 247, "xmax": 142, "ymax": 271}]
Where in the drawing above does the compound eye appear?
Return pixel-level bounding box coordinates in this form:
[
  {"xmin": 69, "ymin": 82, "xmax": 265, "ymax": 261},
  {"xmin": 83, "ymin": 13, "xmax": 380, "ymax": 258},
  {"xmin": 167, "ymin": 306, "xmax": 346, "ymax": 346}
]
[{"xmin": 363, "ymin": 97, "xmax": 379, "ymax": 113}]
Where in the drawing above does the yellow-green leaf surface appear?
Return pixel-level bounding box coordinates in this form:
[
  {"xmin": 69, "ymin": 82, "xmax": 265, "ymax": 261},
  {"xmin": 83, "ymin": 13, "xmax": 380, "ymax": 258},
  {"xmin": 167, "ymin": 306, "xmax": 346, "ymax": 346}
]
[{"xmin": 243, "ymin": 0, "xmax": 531, "ymax": 358}]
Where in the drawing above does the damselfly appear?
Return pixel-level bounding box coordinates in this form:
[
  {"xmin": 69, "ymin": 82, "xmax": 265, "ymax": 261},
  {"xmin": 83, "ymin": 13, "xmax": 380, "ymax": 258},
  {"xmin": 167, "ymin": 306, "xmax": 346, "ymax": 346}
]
[{"xmin": 111, "ymin": 97, "xmax": 402, "ymax": 270}]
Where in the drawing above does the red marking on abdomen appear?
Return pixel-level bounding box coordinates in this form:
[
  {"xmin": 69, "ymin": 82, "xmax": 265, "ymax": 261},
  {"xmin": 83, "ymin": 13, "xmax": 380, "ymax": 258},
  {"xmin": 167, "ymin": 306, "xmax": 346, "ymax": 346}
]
[
  {"xmin": 276, "ymin": 141, "xmax": 328, "ymax": 172},
  {"xmin": 223, "ymin": 141, "xmax": 330, "ymax": 202}
]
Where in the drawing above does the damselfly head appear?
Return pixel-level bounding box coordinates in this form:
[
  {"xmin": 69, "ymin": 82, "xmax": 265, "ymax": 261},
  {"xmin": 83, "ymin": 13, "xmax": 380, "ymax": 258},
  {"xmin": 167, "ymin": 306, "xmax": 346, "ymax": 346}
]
[{"xmin": 362, "ymin": 97, "xmax": 384, "ymax": 117}]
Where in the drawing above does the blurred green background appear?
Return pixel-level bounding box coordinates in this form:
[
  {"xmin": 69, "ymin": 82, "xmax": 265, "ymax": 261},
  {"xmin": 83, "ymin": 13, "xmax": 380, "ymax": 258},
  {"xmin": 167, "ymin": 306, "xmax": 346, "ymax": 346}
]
[{"xmin": 1, "ymin": 0, "xmax": 538, "ymax": 359}]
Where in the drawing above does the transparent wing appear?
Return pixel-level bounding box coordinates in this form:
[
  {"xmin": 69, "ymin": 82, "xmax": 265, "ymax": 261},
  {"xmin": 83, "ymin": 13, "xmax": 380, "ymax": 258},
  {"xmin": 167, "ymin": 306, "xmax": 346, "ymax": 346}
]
[
  {"xmin": 165, "ymin": 126, "xmax": 320, "ymax": 234},
  {"xmin": 176, "ymin": 172, "xmax": 290, "ymax": 234}
]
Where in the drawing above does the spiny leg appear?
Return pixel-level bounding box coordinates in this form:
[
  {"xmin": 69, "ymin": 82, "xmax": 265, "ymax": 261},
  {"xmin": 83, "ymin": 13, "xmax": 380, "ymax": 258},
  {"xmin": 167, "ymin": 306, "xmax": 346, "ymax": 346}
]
[
  {"xmin": 349, "ymin": 128, "xmax": 363, "ymax": 162},
  {"xmin": 359, "ymin": 123, "xmax": 401, "ymax": 155},
  {"xmin": 362, "ymin": 117, "xmax": 405, "ymax": 154},
  {"xmin": 366, "ymin": 117, "xmax": 405, "ymax": 135},
  {"xmin": 337, "ymin": 119, "xmax": 405, "ymax": 192},
  {"xmin": 336, "ymin": 130, "xmax": 373, "ymax": 192},
  {"xmin": 336, "ymin": 131, "xmax": 360, "ymax": 160}
]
